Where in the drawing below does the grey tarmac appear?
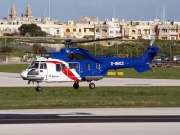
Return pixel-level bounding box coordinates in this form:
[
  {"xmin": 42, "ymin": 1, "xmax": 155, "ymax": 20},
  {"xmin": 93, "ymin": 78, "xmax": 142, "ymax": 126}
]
[
  {"xmin": 0, "ymin": 108, "xmax": 180, "ymax": 135},
  {"xmin": 1, "ymin": 72, "xmax": 180, "ymax": 87}
]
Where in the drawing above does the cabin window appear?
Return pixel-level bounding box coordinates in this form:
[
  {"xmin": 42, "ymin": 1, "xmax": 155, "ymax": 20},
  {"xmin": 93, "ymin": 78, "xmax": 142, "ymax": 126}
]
[
  {"xmin": 68, "ymin": 63, "xmax": 79, "ymax": 69},
  {"xmin": 85, "ymin": 63, "xmax": 90, "ymax": 69},
  {"xmin": 96, "ymin": 63, "xmax": 100, "ymax": 70},
  {"xmin": 56, "ymin": 64, "xmax": 61, "ymax": 72},
  {"xmin": 69, "ymin": 63, "xmax": 73, "ymax": 69},
  {"xmin": 61, "ymin": 64, "xmax": 66, "ymax": 70},
  {"xmin": 75, "ymin": 63, "xmax": 79, "ymax": 69}
]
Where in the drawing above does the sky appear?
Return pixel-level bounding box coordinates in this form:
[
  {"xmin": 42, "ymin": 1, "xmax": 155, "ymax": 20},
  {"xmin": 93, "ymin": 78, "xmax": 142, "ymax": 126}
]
[{"xmin": 0, "ymin": 0, "xmax": 180, "ymax": 22}]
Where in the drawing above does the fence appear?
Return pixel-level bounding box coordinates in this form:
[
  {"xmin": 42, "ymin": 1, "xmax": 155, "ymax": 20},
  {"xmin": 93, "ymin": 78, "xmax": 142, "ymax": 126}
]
[{"xmin": 0, "ymin": 44, "xmax": 56, "ymax": 52}]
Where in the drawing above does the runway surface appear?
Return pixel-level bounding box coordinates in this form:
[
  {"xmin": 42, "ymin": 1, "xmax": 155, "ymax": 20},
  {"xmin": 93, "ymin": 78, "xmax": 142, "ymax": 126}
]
[
  {"xmin": 1, "ymin": 108, "xmax": 180, "ymax": 124},
  {"xmin": 1, "ymin": 72, "xmax": 180, "ymax": 135},
  {"xmin": 1, "ymin": 108, "xmax": 180, "ymax": 135},
  {"xmin": 1, "ymin": 72, "xmax": 180, "ymax": 87},
  {"xmin": 1, "ymin": 115, "xmax": 180, "ymax": 124}
]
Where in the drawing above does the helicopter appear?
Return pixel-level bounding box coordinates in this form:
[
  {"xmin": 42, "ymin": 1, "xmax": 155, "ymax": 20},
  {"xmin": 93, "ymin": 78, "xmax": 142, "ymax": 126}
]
[{"xmin": 20, "ymin": 37, "xmax": 159, "ymax": 91}]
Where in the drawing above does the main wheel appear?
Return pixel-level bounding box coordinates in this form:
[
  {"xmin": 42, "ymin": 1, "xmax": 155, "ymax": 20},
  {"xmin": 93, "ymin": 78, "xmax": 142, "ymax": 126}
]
[
  {"xmin": 73, "ymin": 82, "xmax": 79, "ymax": 89},
  {"xmin": 89, "ymin": 83, "xmax": 95, "ymax": 89},
  {"xmin": 35, "ymin": 86, "xmax": 42, "ymax": 92}
]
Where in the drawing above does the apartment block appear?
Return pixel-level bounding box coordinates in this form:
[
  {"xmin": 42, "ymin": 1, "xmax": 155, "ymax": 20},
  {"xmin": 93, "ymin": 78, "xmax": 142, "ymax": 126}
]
[
  {"xmin": 0, "ymin": 3, "xmax": 180, "ymax": 41},
  {"xmin": 63, "ymin": 20, "xmax": 77, "ymax": 38},
  {"xmin": 157, "ymin": 21, "xmax": 179, "ymax": 40}
]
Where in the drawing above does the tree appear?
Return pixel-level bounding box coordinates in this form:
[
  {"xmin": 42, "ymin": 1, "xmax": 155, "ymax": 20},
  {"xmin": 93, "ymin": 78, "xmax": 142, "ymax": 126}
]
[
  {"xmin": 18, "ymin": 24, "xmax": 47, "ymax": 37},
  {"xmin": 1, "ymin": 46, "xmax": 13, "ymax": 53},
  {"xmin": 32, "ymin": 44, "xmax": 47, "ymax": 54}
]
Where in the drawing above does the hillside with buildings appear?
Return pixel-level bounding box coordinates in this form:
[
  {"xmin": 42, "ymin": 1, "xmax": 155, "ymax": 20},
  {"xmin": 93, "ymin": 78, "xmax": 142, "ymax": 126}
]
[{"xmin": 0, "ymin": 3, "xmax": 180, "ymax": 41}]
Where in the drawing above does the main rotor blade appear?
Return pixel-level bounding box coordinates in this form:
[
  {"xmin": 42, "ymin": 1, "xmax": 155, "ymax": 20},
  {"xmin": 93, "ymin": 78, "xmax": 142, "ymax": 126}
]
[
  {"xmin": 16, "ymin": 40, "xmax": 64, "ymax": 44},
  {"xmin": 15, "ymin": 37, "xmax": 122, "ymax": 45},
  {"xmin": 68, "ymin": 37, "xmax": 122, "ymax": 44}
]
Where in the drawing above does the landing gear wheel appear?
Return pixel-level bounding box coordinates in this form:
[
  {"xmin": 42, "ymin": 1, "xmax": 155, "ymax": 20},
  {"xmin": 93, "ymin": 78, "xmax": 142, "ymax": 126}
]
[
  {"xmin": 73, "ymin": 82, "xmax": 79, "ymax": 89},
  {"xmin": 35, "ymin": 86, "xmax": 42, "ymax": 92},
  {"xmin": 89, "ymin": 83, "xmax": 95, "ymax": 89}
]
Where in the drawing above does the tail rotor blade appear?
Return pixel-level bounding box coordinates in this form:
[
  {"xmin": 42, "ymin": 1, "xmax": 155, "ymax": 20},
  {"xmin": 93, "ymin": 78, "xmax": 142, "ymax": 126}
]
[{"xmin": 150, "ymin": 37, "xmax": 156, "ymax": 46}]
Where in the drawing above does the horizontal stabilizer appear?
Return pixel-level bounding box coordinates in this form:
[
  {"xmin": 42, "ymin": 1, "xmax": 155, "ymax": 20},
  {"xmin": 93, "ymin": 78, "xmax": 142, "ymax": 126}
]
[{"xmin": 134, "ymin": 67, "xmax": 151, "ymax": 72}]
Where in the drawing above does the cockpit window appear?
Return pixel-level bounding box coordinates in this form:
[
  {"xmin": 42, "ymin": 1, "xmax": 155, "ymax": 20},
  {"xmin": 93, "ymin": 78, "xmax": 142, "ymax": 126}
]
[
  {"xmin": 28, "ymin": 61, "xmax": 39, "ymax": 69},
  {"xmin": 40, "ymin": 63, "xmax": 47, "ymax": 69},
  {"xmin": 44, "ymin": 63, "xmax": 47, "ymax": 69}
]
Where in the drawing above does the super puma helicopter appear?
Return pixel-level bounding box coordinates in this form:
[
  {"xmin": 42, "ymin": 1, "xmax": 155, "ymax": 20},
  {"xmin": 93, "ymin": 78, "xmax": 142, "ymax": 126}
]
[{"xmin": 20, "ymin": 37, "xmax": 159, "ymax": 91}]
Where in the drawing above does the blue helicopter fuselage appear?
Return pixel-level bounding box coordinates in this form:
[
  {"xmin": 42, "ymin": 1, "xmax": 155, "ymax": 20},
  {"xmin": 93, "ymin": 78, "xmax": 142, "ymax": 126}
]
[{"xmin": 47, "ymin": 46, "xmax": 159, "ymax": 81}]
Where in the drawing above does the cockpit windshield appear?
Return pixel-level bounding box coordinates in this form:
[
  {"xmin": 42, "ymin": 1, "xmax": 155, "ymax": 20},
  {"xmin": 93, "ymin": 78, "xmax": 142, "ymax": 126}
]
[{"xmin": 27, "ymin": 61, "xmax": 39, "ymax": 69}]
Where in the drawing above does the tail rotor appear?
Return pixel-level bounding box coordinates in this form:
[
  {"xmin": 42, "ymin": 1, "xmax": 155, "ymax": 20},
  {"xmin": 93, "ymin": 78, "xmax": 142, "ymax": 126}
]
[{"xmin": 150, "ymin": 37, "xmax": 156, "ymax": 46}]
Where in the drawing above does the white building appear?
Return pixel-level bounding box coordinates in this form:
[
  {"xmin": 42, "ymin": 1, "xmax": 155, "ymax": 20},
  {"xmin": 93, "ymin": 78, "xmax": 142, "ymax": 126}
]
[{"xmin": 105, "ymin": 18, "xmax": 121, "ymax": 38}]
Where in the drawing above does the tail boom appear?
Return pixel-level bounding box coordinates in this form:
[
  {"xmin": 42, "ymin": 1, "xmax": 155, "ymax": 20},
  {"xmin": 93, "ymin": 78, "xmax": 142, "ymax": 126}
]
[{"xmin": 106, "ymin": 45, "xmax": 159, "ymax": 72}]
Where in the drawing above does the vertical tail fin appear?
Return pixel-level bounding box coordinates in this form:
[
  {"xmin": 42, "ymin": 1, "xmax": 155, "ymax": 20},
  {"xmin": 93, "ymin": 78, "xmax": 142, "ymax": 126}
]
[
  {"xmin": 141, "ymin": 45, "xmax": 159, "ymax": 63},
  {"xmin": 134, "ymin": 45, "xmax": 159, "ymax": 72}
]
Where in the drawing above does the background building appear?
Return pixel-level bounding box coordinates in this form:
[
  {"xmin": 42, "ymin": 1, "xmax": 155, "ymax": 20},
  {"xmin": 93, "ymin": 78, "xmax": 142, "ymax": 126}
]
[{"xmin": 0, "ymin": 3, "xmax": 180, "ymax": 41}]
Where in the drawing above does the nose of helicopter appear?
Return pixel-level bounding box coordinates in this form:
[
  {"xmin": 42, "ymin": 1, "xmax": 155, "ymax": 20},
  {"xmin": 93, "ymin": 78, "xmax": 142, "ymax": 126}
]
[{"xmin": 20, "ymin": 70, "xmax": 28, "ymax": 80}]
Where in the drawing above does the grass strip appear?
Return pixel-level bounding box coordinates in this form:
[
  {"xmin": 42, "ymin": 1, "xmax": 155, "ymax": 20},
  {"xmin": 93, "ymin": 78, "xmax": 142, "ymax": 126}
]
[
  {"xmin": 0, "ymin": 86, "xmax": 180, "ymax": 109},
  {"xmin": 0, "ymin": 64, "xmax": 28, "ymax": 73}
]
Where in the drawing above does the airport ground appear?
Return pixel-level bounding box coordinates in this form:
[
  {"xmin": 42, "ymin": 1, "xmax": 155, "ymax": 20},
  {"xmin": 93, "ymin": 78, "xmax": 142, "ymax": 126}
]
[
  {"xmin": 0, "ymin": 108, "xmax": 180, "ymax": 135},
  {"xmin": 0, "ymin": 72, "xmax": 180, "ymax": 134}
]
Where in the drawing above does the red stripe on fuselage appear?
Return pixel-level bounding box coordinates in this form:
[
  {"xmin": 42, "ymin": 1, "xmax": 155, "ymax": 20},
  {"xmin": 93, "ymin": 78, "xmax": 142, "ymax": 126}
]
[
  {"xmin": 46, "ymin": 60, "xmax": 62, "ymax": 64},
  {"xmin": 46, "ymin": 60, "xmax": 80, "ymax": 81},
  {"xmin": 62, "ymin": 69, "xmax": 80, "ymax": 81}
]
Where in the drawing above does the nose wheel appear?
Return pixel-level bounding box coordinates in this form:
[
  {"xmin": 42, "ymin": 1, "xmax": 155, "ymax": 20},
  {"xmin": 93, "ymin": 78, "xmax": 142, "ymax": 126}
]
[
  {"xmin": 35, "ymin": 86, "xmax": 42, "ymax": 91},
  {"xmin": 35, "ymin": 83, "xmax": 42, "ymax": 91}
]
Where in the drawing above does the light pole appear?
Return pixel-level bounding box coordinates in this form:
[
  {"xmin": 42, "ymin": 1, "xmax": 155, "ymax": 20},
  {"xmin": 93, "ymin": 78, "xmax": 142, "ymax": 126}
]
[
  {"xmin": 170, "ymin": 45, "xmax": 172, "ymax": 62},
  {"xmin": 5, "ymin": 37, "xmax": 6, "ymax": 45},
  {"xmin": 170, "ymin": 43, "xmax": 176, "ymax": 62},
  {"xmin": 4, "ymin": 33, "xmax": 7, "ymax": 45},
  {"xmin": 94, "ymin": 43, "xmax": 96, "ymax": 56}
]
